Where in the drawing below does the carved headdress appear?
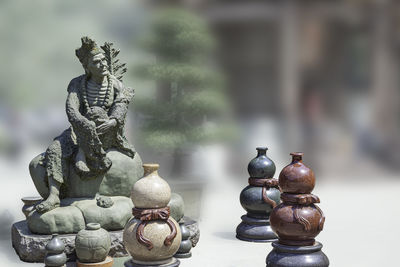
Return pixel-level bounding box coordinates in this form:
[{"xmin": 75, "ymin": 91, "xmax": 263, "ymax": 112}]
[{"xmin": 75, "ymin": 36, "xmax": 102, "ymax": 66}]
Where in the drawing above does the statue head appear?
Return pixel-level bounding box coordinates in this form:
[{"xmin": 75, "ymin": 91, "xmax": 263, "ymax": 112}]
[{"xmin": 75, "ymin": 37, "xmax": 109, "ymax": 78}]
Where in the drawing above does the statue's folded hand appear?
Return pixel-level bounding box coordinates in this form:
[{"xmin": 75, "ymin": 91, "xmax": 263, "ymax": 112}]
[{"xmin": 96, "ymin": 118, "xmax": 117, "ymax": 135}]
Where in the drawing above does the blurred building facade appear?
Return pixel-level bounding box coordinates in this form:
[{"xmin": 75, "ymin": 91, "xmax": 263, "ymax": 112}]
[{"xmin": 149, "ymin": 0, "xmax": 400, "ymax": 171}]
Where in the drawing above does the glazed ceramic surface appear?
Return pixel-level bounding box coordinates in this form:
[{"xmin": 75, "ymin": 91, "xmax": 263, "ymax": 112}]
[
  {"xmin": 44, "ymin": 234, "xmax": 67, "ymax": 267},
  {"xmin": 278, "ymin": 152, "xmax": 315, "ymax": 194},
  {"xmin": 271, "ymin": 153, "xmax": 325, "ymax": 246},
  {"xmin": 270, "ymin": 203, "xmax": 323, "ymax": 245},
  {"xmin": 175, "ymin": 222, "xmax": 192, "ymax": 258},
  {"xmin": 240, "ymin": 186, "xmax": 280, "ymax": 217},
  {"xmin": 248, "ymin": 147, "xmax": 276, "ymax": 178},
  {"xmin": 131, "ymin": 164, "xmax": 171, "ymax": 208},
  {"xmin": 123, "ymin": 218, "xmax": 181, "ymax": 264},
  {"xmin": 75, "ymin": 223, "xmax": 111, "ymax": 263},
  {"xmin": 266, "ymin": 242, "xmax": 329, "ymax": 267},
  {"xmin": 237, "ymin": 147, "xmax": 280, "ymax": 242}
]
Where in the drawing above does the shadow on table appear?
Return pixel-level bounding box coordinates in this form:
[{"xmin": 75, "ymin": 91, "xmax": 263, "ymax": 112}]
[{"xmin": 213, "ymin": 231, "xmax": 237, "ymax": 241}]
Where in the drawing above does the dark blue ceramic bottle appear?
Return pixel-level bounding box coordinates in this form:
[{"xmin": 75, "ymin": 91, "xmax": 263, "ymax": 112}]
[{"xmin": 236, "ymin": 147, "xmax": 280, "ymax": 242}]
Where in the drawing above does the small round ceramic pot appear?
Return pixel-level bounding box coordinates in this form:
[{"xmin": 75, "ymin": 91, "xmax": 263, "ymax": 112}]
[{"xmin": 75, "ymin": 223, "xmax": 111, "ymax": 263}]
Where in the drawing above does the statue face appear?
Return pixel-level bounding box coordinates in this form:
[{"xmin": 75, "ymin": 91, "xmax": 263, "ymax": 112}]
[{"xmin": 86, "ymin": 53, "xmax": 108, "ymax": 78}]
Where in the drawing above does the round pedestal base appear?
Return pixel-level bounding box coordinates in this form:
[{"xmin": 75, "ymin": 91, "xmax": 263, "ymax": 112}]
[
  {"xmin": 236, "ymin": 215, "xmax": 277, "ymax": 242},
  {"xmin": 77, "ymin": 256, "xmax": 114, "ymax": 267},
  {"xmin": 124, "ymin": 257, "xmax": 180, "ymax": 267},
  {"xmin": 266, "ymin": 241, "xmax": 329, "ymax": 267},
  {"xmin": 174, "ymin": 251, "xmax": 192, "ymax": 258}
]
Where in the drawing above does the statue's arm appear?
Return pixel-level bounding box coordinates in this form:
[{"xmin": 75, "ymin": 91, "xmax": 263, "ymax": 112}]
[
  {"xmin": 109, "ymin": 77, "xmax": 135, "ymax": 126},
  {"xmin": 66, "ymin": 77, "xmax": 95, "ymax": 131}
]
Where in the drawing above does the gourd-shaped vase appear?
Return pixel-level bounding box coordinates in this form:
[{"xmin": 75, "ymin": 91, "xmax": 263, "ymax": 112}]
[
  {"xmin": 236, "ymin": 147, "xmax": 281, "ymax": 242},
  {"xmin": 123, "ymin": 164, "xmax": 181, "ymax": 266},
  {"xmin": 267, "ymin": 152, "xmax": 329, "ymax": 267},
  {"xmin": 44, "ymin": 234, "xmax": 67, "ymax": 267},
  {"xmin": 270, "ymin": 153, "xmax": 324, "ymax": 246},
  {"xmin": 75, "ymin": 223, "xmax": 111, "ymax": 263},
  {"xmin": 174, "ymin": 221, "xmax": 192, "ymax": 258}
]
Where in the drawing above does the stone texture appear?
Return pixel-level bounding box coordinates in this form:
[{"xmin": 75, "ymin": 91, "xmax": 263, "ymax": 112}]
[
  {"xmin": 236, "ymin": 215, "xmax": 277, "ymax": 242},
  {"xmin": 12, "ymin": 218, "xmax": 199, "ymax": 263},
  {"xmin": 266, "ymin": 241, "xmax": 329, "ymax": 267},
  {"xmin": 27, "ymin": 196, "xmax": 133, "ymax": 235},
  {"xmin": 184, "ymin": 217, "xmax": 200, "ymax": 247},
  {"xmin": 67, "ymin": 150, "xmax": 144, "ymax": 198},
  {"xmin": 70, "ymin": 197, "xmax": 133, "ymax": 231},
  {"xmin": 29, "ymin": 150, "xmax": 143, "ymax": 200},
  {"xmin": 28, "ymin": 205, "xmax": 85, "ymax": 235},
  {"xmin": 12, "ymin": 220, "xmax": 128, "ymax": 263}
]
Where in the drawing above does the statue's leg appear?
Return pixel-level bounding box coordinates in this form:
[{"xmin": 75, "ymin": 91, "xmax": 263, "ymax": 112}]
[
  {"xmin": 29, "ymin": 153, "xmax": 50, "ymax": 199},
  {"xmin": 35, "ymin": 178, "xmax": 61, "ymax": 213},
  {"xmin": 75, "ymin": 147, "xmax": 90, "ymax": 175},
  {"xmin": 35, "ymin": 139, "xmax": 64, "ymax": 213}
]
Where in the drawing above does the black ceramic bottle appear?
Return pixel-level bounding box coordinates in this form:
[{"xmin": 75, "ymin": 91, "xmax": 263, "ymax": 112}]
[
  {"xmin": 236, "ymin": 147, "xmax": 281, "ymax": 242},
  {"xmin": 174, "ymin": 221, "xmax": 192, "ymax": 258}
]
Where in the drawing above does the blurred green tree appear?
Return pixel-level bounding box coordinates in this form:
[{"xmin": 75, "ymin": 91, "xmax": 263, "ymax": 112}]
[{"xmin": 134, "ymin": 8, "xmax": 235, "ymax": 167}]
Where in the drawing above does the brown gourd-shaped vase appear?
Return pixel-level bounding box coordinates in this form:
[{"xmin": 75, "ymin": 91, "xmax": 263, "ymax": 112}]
[
  {"xmin": 123, "ymin": 164, "xmax": 181, "ymax": 267},
  {"xmin": 267, "ymin": 152, "xmax": 329, "ymax": 267}
]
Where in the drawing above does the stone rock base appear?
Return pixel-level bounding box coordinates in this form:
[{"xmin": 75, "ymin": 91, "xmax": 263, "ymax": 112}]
[
  {"xmin": 266, "ymin": 241, "xmax": 329, "ymax": 267},
  {"xmin": 236, "ymin": 215, "xmax": 277, "ymax": 242},
  {"xmin": 12, "ymin": 217, "xmax": 199, "ymax": 263},
  {"xmin": 12, "ymin": 220, "xmax": 128, "ymax": 263},
  {"xmin": 182, "ymin": 217, "xmax": 200, "ymax": 247}
]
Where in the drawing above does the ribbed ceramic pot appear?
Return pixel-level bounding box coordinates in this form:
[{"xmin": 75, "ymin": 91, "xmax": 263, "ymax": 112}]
[
  {"xmin": 75, "ymin": 223, "xmax": 111, "ymax": 263},
  {"xmin": 123, "ymin": 164, "xmax": 181, "ymax": 265}
]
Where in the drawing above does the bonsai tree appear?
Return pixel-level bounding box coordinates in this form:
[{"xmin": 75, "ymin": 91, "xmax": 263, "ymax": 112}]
[{"xmin": 134, "ymin": 8, "xmax": 234, "ymax": 175}]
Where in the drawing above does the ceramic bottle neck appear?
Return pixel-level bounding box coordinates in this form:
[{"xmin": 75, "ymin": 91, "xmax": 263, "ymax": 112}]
[
  {"xmin": 143, "ymin": 163, "xmax": 160, "ymax": 177},
  {"xmin": 290, "ymin": 152, "xmax": 304, "ymax": 163},
  {"xmin": 256, "ymin": 147, "xmax": 268, "ymax": 157}
]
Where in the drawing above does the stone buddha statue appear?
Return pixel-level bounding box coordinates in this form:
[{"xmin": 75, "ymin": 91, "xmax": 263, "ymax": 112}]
[{"xmin": 26, "ymin": 37, "xmax": 183, "ymax": 235}]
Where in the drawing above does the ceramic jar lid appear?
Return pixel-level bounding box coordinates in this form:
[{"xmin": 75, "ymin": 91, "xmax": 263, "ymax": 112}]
[{"xmin": 131, "ymin": 164, "xmax": 171, "ymax": 209}]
